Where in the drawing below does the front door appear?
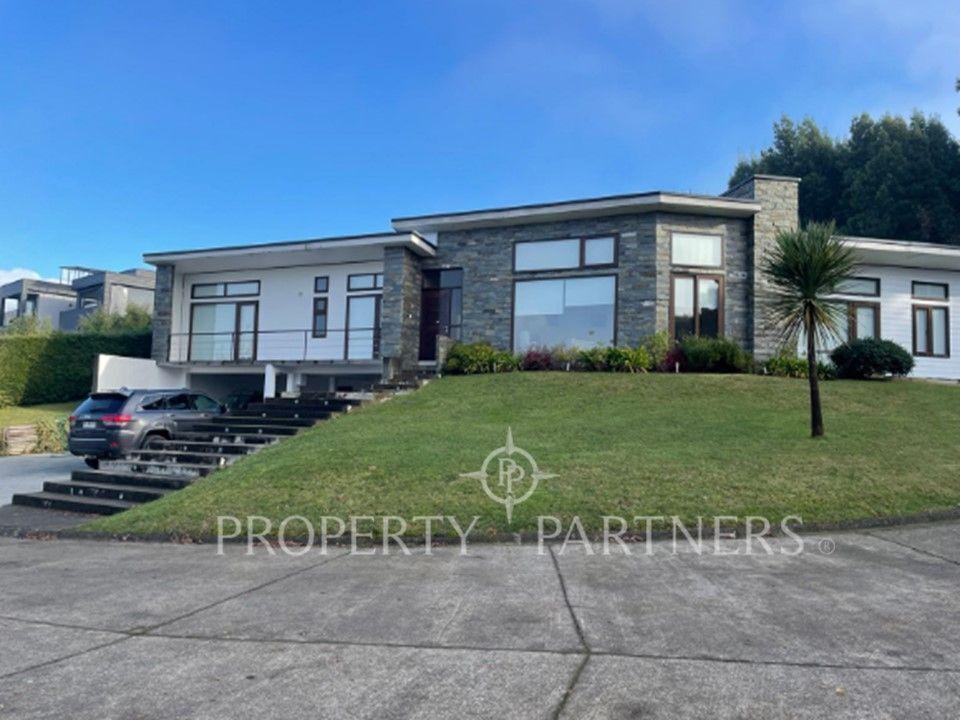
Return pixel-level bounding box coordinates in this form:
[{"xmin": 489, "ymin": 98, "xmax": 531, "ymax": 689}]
[{"xmin": 419, "ymin": 269, "xmax": 462, "ymax": 361}]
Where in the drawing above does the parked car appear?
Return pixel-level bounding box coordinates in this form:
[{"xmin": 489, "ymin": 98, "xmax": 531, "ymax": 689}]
[{"xmin": 68, "ymin": 388, "xmax": 225, "ymax": 469}]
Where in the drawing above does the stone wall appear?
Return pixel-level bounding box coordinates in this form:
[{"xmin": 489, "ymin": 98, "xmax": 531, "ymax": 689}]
[
  {"xmin": 381, "ymin": 247, "xmax": 423, "ymax": 378},
  {"xmin": 151, "ymin": 264, "xmax": 174, "ymax": 363},
  {"xmin": 724, "ymin": 175, "xmax": 800, "ymax": 358}
]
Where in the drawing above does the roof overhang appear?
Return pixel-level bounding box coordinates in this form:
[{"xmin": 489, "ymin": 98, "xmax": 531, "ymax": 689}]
[
  {"xmin": 144, "ymin": 232, "xmax": 435, "ymax": 272},
  {"xmin": 392, "ymin": 192, "xmax": 762, "ymax": 232},
  {"xmin": 842, "ymin": 236, "xmax": 960, "ymax": 272}
]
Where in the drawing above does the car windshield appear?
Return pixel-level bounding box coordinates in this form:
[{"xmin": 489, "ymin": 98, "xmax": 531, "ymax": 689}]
[{"xmin": 75, "ymin": 394, "xmax": 127, "ymax": 415}]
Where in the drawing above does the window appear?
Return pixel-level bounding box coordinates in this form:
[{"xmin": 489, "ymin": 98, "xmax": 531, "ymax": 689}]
[
  {"xmin": 513, "ymin": 275, "xmax": 615, "ymax": 351},
  {"xmin": 670, "ymin": 233, "xmax": 722, "ymax": 267},
  {"xmin": 139, "ymin": 395, "xmax": 166, "ymax": 412},
  {"xmin": 513, "ymin": 236, "xmax": 618, "ymax": 272},
  {"xmin": 191, "ymin": 394, "xmax": 221, "ymax": 412},
  {"xmin": 912, "ymin": 281, "xmax": 948, "ymax": 300},
  {"xmin": 23, "ymin": 294, "xmax": 38, "ymax": 316},
  {"xmin": 314, "ymin": 276, "xmax": 329, "ymax": 293},
  {"xmin": 189, "ymin": 301, "xmax": 257, "ymax": 361},
  {"xmin": 914, "ymin": 305, "xmax": 949, "ymax": 357},
  {"xmin": 671, "ymin": 275, "xmax": 722, "ymax": 338},
  {"xmin": 838, "ymin": 277, "xmax": 880, "ymax": 296},
  {"xmin": 848, "ymin": 302, "xmax": 880, "ymax": 339},
  {"xmin": 348, "ymin": 273, "xmax": 384, "ymax": 291},
  {"xmin": 191, "ymin": 281, "xmax": 260, "ymax": 299},
  {"xmin": 312, "ymin": 297, "xmax": 328, "ymax": 338},
  {"xmin": 165, "ymin": 393, "xmax": 191, "ymax": 411}
]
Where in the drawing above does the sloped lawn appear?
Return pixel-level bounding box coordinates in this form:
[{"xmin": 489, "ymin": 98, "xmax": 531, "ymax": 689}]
[{"xmin": 81, "ymin": 373, "xmax": 960, "ymax": 539}]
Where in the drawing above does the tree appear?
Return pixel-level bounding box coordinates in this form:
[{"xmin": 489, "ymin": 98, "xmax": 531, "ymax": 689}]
[
  {"xmin": 761, "ymin": 222, "xmax": 855, "ymax": 437},
  {"xmin": 77, "ymin": 305, "xmax": 152, "ymax": 334},
  {"xmin": 0, "ymin": 315, "xmax": 54, "ymax": 336},
  {"xmin": 732, "ymin": 113, "xmax": 960, "ymax": 245}
]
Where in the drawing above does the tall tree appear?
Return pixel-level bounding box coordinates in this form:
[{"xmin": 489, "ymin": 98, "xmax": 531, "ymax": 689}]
[
  {"xmin": 761, "ymin": 222, "xmax": 855, "ymax": 438},
  {"xmin": 732, "ymin": 113, "xmax": 960, "ymax": 245}
]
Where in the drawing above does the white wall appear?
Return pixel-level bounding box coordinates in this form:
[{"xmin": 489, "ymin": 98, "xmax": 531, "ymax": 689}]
[
  {"xmin": 95, "ymin": 354, "xmax": 187, "ymax": 392},
  {"xmin": 851, "ymin": 264, "xmax": 960, "ymax": 380},
  {"xmin": 169, "ymin": 261, "xmax": 383, "ymax": 363}
]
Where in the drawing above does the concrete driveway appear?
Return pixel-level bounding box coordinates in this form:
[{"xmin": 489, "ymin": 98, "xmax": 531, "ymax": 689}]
[
  {"xmin": 0, "ymin": 522, "xmax": 959, "ymax": 718},
  {"xmin": 0, "ymin": 453, "xmax": 85, "ymax": 506}
]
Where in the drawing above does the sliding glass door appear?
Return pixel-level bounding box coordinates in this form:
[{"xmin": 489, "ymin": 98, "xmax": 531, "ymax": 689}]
[
  {"xmin": 190, "ymin": 302, "xmax": 258, "ymax": 361},
  {"xmin": 345, "ymin": 295, "xmax": 381, "ymax": 360}
]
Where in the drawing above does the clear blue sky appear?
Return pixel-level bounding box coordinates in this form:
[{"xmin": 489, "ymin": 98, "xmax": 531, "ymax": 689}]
[{"xmin": 1, "ymin": 0, "xmax": 957, "ymax": 282}]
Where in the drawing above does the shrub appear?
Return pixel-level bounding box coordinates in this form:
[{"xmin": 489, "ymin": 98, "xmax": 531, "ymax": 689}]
[
  {"xmin": 604, "ymin": 346, "xmax": 652, "ymax": 373},
  {"xmin": 641, "ymin": 331, "xmax": 671, "ymax": 369},
  {"xmin": 576, "ymin": 347, "xmax": 608, "ymax": 371},
  {"xmin": 78, "ymin": 305, "xmax": 152, "ymax": 334},
  {"xmin": 678, "ymin": 336, "xmax": 752, "ymax": 373},
  {"xmin": 550, "ymin": 346, "xmax": 579, "ymax": 371},
  {"xmin": 763, "ymin": 352, "xmax": 835, "ymax": 380},
  {"xmin": 519, "ymin": 349, "xmax": 553, "ymax": 371},
  {"xmin": 32, "ymin": 417, "xmax": 69, "ymax": 454},
  {"xmin": 0, "ymin": 332, "xmax": 152, "ymax": 404},
  {"xmin": 443, "ymin": 343, "xmax": 518, "ymax": 374},
  {"xmin": 830, "ymin": 338, "xmax": 914, "ymax": 379},
  {"xmin": 660, "ymin": 345, "xmax": 686, "ymax": 373}
]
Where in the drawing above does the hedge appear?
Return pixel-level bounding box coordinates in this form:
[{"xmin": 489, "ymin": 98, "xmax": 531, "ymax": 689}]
[{"xmin": 0, "ymin": 332, "xmax": 152, "ymax": 406}]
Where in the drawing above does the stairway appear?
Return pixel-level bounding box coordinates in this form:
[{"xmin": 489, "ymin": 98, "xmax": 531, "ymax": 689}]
[{"xmin": 11, "ymin": 393, "xmax": 367, "ymax": 516}]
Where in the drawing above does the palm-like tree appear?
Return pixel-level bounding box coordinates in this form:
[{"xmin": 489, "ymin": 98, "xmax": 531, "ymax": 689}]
[{"xmin": 761, "ymin": 222, "xmax": 856, "ymax": 437}]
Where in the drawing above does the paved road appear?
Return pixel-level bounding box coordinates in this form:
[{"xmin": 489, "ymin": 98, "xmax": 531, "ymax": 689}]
[
  {"xmin": 0, "ymin": 453, "xmax": 85, "ymax": 505},
  {"xmin": 1, "ymin": 522, "xmax": 959, "ymax": 718}
]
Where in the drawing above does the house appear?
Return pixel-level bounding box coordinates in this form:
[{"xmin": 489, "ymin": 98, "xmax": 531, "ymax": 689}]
[
  {"xmin": 0, "ymin": 266, "xmax": 156, "ymax": 332},
  {"xmin": 138, "ymin": 174, "xmax": 960, "ymax": 399}
]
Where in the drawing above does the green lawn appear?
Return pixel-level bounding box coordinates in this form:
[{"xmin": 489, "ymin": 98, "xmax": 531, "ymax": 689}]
[
  {"xmin": 0, "ymin": 401, "xmax": 78, "ymax": 429},
  {"xmin": 81, "ymin": 373, "xmax": 960, "ymax": 539}
]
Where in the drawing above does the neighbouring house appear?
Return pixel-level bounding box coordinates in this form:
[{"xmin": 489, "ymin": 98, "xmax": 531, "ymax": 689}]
[
  {"xmin": 0, "ymin": 266, "xmax": 156, "ymax": 332},
  {"xmin": 133, "ymin": 174, "xmax": 960, "ymax": 399}
]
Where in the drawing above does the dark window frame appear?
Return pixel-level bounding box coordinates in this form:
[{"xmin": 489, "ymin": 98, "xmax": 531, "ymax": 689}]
[
  {"xmin": 509, "ymin": 273, "xmax": 619, "ymax": 352},
  {"xmin": 848, "ymin": 301, "xmax": 881, "ymax": 340},
  {"xmin": 314, "ymin": 276, "xmax": 329, "ymax": 294},
  {"xmin": 912, "ymin": 304, "xmax": 950, "ymax": 358},
  {"xmin": 347, "ymin": 273, "xmax": 384, "ymax": 292},
  {"xmin": 512, "ymin": 234, "xmax": 619, "ymax": 274},
  {"xmin": 312, "ymin": 296, "xmax": 328, "ymax": 339},
  {"xmin": 838, "ymin": 276, "xmax": 881, "ymax": 297},
  {"xmin": 186, "ymin": 300, "xmax": 259, "ymax": 363},
  {"xmin": 911, "ymin": 281, "xmax": 949, "ymax": 301},
  {"xmin": 191, "ymin": 280, "xmax": 261, "ymax": 299},
  {"xmin": 669, "ymin": 273, "xmax": 725, "ymax": 340},
  {"xmin": 668, "ymin": 231, "xmax": 725, "ymax": 269}
]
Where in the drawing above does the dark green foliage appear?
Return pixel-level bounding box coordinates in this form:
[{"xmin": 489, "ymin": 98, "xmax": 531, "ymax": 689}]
[
  {"xmin": 0, "ymin": 332, "xmax": 152, "ymax": 405},
  {"xmin": 78, "ymin": 306, "xmax": 152, "ymax": 334},
  {"xmin": 763, "ymin": 352, "xmax": 835, "ymax": 380},
  {"xmin": 830, "ymin": 338, "xmax": 914, "ymax": 379},
  {"xmin": 731, "ymin": 113, "xmax": 960, "ymax": 244},
  {"xmin": 678, "ymin": 336, "xmax": 752, "ymax": 373},
  {"xmin": 443, "ymin": 342, "xmax": 517, "ymax": 374}
]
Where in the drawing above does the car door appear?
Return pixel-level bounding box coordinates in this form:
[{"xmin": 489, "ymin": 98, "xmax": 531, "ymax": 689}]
[{"xmin": 163, "ymin": 392, "xmax": 195, "ymax": 426}]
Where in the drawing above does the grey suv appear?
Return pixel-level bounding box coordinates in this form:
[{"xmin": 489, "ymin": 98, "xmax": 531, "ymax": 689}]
[{"xmin": 68, "ymin": 388, "xmax": 224, "ymax": 469}]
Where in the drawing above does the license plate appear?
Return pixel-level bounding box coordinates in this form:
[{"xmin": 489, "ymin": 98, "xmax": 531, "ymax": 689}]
[{"xmin": 82, "ymin": 421, "xmax": 97, "ymax": 429}]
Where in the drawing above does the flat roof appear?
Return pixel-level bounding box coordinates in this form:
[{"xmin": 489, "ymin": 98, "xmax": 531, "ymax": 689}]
[
  {"xmin": 842, "ymin": 235, "xmax": 960, "ymax": 272},
  {"xmin": 391, "ymin": 190, "xmax": 762, "ymax": 232},
  {"xmin": 144, "ymin": 231, "xmax": 435, "ymax": 264}
]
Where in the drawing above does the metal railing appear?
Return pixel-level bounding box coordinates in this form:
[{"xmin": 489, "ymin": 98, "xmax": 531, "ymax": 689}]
[{"xmin": 167, "ymin": 328, "xmax": 381, "ymax": 363}]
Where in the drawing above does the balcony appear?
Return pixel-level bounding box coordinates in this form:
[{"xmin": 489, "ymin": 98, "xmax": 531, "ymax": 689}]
[{"xmin": 167, "ymin": 327, "xmax": 381, "ymax": 364}]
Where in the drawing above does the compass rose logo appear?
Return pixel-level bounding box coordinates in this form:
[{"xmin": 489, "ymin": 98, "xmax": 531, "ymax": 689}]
[{"xmin": 459, "ymin": 428, "xmax": 557, "ymax": 523}]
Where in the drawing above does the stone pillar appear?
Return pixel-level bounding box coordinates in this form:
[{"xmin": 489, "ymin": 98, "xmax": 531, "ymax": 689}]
[
  {"xmin": 151, "ymin": 264, "xmax": 175, "ymax": 362},
  {"xmin": 725, "ymin": 175, "xmax": 800, "ymax": 359},
  {"xmin": 380, "ymin": 246, "xmax": 423, "ymax": 379},
  {"xmin": 263, "ymin": 363, "xmax": 277, "ymax": 399}
]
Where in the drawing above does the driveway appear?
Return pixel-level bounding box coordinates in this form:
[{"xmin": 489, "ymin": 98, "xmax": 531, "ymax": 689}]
[
  {"xmin": 0, "ymin": 454, "xmax": 85, "ymax": 506},
  {"xmin": 0, "ymin": 522, "xmax": 958, "ymax": 718}
]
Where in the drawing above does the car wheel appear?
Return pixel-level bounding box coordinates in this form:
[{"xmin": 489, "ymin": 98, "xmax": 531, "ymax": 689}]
[{"xmin": 84, "ymin": 457, "xmax": 100, "ymax": 470}]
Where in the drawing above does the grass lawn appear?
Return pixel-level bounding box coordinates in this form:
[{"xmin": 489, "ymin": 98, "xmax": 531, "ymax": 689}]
[
  {"xmin": 0, "ymin": 401, "xmax": 78, "ymax": 429},
  {"xmin": 81, "ymin": 373, "xmax": 960, "ymax": 539}
]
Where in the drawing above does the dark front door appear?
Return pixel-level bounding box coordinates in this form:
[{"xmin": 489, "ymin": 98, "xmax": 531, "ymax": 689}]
[{"xmin": 419, "ymin": 269, "xmax": 462, "ymax": 361}]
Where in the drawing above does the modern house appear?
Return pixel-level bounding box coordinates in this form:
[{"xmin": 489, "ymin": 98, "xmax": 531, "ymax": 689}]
[
  {"xmin": 139, "ymin": 174, "xmax": 960, "ymax": 398},
  {"xmin": 0, "ymin": 266, "xmax": 156, "ymax": 332}
]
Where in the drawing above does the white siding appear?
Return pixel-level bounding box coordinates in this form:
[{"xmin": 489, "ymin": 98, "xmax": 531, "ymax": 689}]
[{"xmin": 170, "ymin": 261, "xmax": 383, "ymax": 363}]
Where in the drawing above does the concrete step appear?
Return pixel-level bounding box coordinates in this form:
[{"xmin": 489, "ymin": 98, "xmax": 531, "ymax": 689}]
[
  {"xmin": 181, "ymin": 423, "xmax": 302, "ymax": 437},
  {"xmin": 210, "ymin": 415, "xmax": 317, "ymax": 428},
  {"xmin": 239, "ymin": 406, "xmax": 333, "ymax": 419},
  {"xmin": 11, "ymin": 491, "xmax": 135, "ymax": 515},
  {"xmin": 105, "ymin": 459, "xmax": 217, "ymax": 477},
  {"xmin": 43, "ymin": 480, "xmax": 167, "ymax": 504},
  {"xmin": 145, "ymin": 438, "xmax": 263, "ymax": 455},
  {"xmin": 71, "ymin": 469, "xmax": 194, "ymax": 490},
  {"xmin": 169, "ymin": 430, "xmax": 284, "ymax": 444},
  {"xmin": 126, "ymin": 449, "xmax": 236, "ymax": 466}
]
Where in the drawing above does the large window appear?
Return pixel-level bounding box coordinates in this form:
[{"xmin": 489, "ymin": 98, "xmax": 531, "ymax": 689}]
[
  {"xmin": 514, "ymin": 236, "xmax": 617, "ymax": 272},
  {"xmin": 848, "ymin": 302, "xmax": 879, "ymax": 339},
  {"xmin": 191, "ymin": 280, "xmax": 260, "ymax": 298},
  {"xmin": 913, "ymin": 305, "xmax": 949, "ymax": 358},
  {"xmin": 670, "ymin": 233, "xmax": 722, "ymax": 267},
  {"xmin": 513, "ymin": 276, "xmax": 615, "ymax": 351},
  {"xmin": 190, "ymin": 302, "xmax": 257, "ymax": 361},
  {"xmin": 671, "ymin": 274, "xmax": 722, "ymax": 339}
]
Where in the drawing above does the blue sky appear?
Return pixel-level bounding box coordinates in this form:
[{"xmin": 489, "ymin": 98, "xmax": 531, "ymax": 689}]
[{"xmin": 1, "ymin": 0, "xmax": 958, "ymax": 283}]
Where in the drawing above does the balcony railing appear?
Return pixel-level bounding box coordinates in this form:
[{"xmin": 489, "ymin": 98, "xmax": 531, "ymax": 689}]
[{"xmin": 167, "ymin": 328, "xmax": 381, "ymax": 364}]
